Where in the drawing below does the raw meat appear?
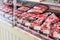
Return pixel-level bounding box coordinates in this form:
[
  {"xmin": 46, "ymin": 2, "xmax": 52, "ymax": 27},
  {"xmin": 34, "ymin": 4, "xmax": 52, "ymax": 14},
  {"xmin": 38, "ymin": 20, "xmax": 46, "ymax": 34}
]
[
  {"xmin": 40, "ymin": 22, "xmax": 51, "ymax": 34},
  {"xmin": 28, "ymin": 8, "xmax": 43, "ymax": 14},
  {"xmin": 33, "ymin": 4, "xmax": 48, "ymax": 13},
  {"xmin": 18, "ymin": 6, "xmax": 30, "ymax": 12},
  {"xmin": 50, "ymin": 22, "xmax": 60, "ymax": 39},
  {"xmin": 29, "ymin": 13, "xmax": 49, "ymax": 30},
  {"xmin": 45, "ymin": 14, "xmax": 59, "ymax": 23},
  {"xmin": 40, "ymin": 14, "xmax": 59, "ymax": 34}
]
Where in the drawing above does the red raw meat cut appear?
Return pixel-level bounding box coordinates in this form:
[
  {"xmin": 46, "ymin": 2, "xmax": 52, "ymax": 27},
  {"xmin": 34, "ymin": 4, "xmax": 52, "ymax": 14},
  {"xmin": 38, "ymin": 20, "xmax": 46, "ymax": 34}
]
[
  {"xmin": 40, "ymin": 14, "xmax": 59, "ymax": 34},
  {"xmin": 18, "ymin": 6, "xmax": 30, "ymax": 12},
  {"xmin": 21, "ymin": 12, "xmax": 37, "ymax": 18},
  {"xmin": 21, "ymin": 12, "xmax": 30, "ymax": 17},
  {"xmin": 34, "ymin": 4, "xmax": 48, "ymax": 10},
  {"xmin": 29, "ymin": 22, "xmax": 41, "ymax": 31},
  {"xmin": 29, "ymin": 13, "xmax": 49, "ymax": 30},
  {"xmin": 2, "ymin": 8, "xmax": 9, "ymax": 13},
  {"xmin": 50, "ymin": 22, "xmax": 60, "ymax": 39},
  {"xmin": 15, "ymin": 10, "xmax": 24, "ymax": 17},
  {"xmin": 40, "ymin": 22, "xmax": 51, "ymax": 34},
  {"xmin": 17, "ymin": 15, "xmax": 23, "ymax": 20},
  {"xmin": 45, "ymin": 14, "xmax": 59, "ymax": 23},
  {"xmin": 33, "ymin": 4, "xmax": 48, "ymax": 13},
  {"xmin": 9, "ymin": 10, "xmax": 13, "ymax": 15},
  {"xmin": 2, "ymin": 8, "xmax": 12, "ymax": 13},
  {"xmin": 16, "ymin": 10, "xmax": 24, "ymax": 14},
  {"xmin": 2, "ymin": 4, "xmax": 12, "ymax": 13},
  {"xmin": 16, "ymin": 15, "xmax": 23, "ymax": 22},
  {"xmin": 33, "ymin": 13, "xmax": 49, "ymax": 25},
  {"xmin": 28, "ymin": 13, "xmax": 37, "ymax": 20}
]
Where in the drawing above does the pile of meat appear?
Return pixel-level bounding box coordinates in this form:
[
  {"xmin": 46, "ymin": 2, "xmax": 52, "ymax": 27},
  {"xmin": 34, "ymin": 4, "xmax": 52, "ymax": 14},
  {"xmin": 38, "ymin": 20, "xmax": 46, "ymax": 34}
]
[
  {"xmin": 1, "ymin": 3, "xmax": 13, "ymax": 21},
  {"xmin": 14, "ymin": 2, "xmax": 60, "ymax": 39}
]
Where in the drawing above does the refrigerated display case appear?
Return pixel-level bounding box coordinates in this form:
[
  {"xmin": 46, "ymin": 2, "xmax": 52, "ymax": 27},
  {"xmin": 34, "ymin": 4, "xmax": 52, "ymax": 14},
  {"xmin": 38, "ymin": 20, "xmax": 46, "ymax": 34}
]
[
  {"xmin": 13, "ymin": 0, "xmax": 60, "ymax": 40},
  {"xmin": 0, "ymin": 0, "xmax": 60, "ymax": 40}
]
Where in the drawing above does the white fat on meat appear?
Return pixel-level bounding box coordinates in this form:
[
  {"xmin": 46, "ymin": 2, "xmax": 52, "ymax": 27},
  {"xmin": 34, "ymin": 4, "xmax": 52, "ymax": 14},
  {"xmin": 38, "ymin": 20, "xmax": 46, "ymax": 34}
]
[
  {"xmin": 29, "ymin": 17, "xmax": 34, "ymax": 20},
  {"xmin": 25, "ymin": 21, "xmax": 31, "ymax": 26},
  {"xmin": 34, "ymin": 26, "xmax": 41, "ymax": 30},
  {"xmin": 34, "ymin": 6, "xmax": 41, "ymax": 9},
  {"xmin": 28, "ymin": 9, "xmax": 33, "ymax": 12},
  {"xmin": 18, "ymin": 19, "xmax": 23, "ymax": 24},
  {"xmin": 53, "ymin": 31, "xmax": 60, "ymax": 39},
  {"xmin": 43, "ymin": 30, "xmax": 49, "ymax": 34}
]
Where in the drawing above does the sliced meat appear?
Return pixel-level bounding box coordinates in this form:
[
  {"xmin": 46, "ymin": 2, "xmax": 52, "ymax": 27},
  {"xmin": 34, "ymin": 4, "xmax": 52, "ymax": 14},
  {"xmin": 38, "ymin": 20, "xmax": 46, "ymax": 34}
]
[
  {"xmin": 33, "ymin": 13, "xmax": 49, "ymax": 25},
  {"xmin": 40, "ymin": 21, "xmax": 51, "ymax": 34},
  {"xmin": 33, "ymin": 4, "xmax": 48, "ymax": 13},
  {"xmin": 28, "ymin": 8, "xmax": 43, "ymax": 14},
  {"xmin": 50, "ymin": 22, "xmax": 60, "ymax": 39},
  {"xmin": 15, "ymin": 10, "xmax": 24, "ymax": 17},
  {"xmin": 45, "ymin": 14, "xmax": 59, "ymax": 23},
  {"xmin": 29, "ymin": 14, "xmax": 49, "ymax": 30},
  {"xmin": 18, "ymin": 6, "xmax": 30, "ymax": 12}
]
